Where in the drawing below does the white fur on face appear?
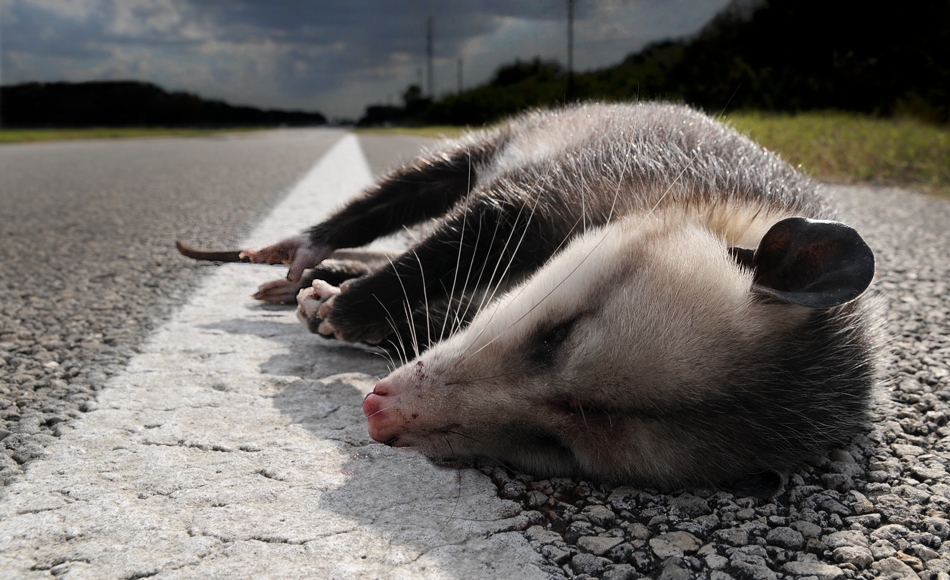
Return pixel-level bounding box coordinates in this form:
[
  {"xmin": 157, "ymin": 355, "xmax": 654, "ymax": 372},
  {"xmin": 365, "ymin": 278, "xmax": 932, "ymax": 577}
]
[
  {"xmin": 358, "ymin": 104, "xmax": 868, "ymax": 485},
  {"xmin": 379, "ymin": 209, "xmax": 795, "ymax": 475},
  {"xmin": 433, "ymin": 208, "xmax": 768, "ymax": 388}
]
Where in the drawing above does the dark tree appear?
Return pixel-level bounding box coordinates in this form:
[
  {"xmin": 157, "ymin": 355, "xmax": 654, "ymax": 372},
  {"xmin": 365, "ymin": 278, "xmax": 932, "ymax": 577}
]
[{"xmin": 0, "ymin": 81, "xmax": 327, "ymax": 128}]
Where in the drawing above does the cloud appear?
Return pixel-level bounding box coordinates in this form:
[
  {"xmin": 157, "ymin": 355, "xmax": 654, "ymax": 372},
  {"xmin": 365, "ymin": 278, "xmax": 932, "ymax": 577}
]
[{"xmin": 1, "ymin": 0, "xmax": 730, "ymax": 120}]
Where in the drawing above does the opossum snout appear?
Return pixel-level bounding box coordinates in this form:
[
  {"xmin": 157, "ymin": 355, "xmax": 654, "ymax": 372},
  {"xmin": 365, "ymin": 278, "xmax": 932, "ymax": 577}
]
[
  {"xmin": 364, "ymin": 375, "xmax": 432, "ymax": 446},
  {"xmin": 363, "ymin": 379, "xmax": 401, "ymax": 444}
]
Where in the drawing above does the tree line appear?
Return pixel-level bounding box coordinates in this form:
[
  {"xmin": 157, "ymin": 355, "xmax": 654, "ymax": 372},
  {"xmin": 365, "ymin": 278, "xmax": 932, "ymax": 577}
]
[
  {"xmin": 0, "ymin": 81, "xmax": 327, "ymax": 128},
  {"xmin": 359, "ymin": 0, "xmax": 950, "ymax": 127}
]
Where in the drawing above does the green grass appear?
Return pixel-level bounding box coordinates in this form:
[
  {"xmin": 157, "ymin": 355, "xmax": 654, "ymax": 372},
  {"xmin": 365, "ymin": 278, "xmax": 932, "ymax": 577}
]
[
  {"xmin": 724, "ymin": 112, "xmax": 950, "ymax": 194},
  {"xmin": 362, "ymin": 112, "xmax": 950, "ymax": 195},
  {"xmin": 0, "ymin": 127, "xmax": 261, "ymax": 144},
  {"xmin": 354, "ymin": 125, "xmax": 468, "ymax": 139},
  {"xmin": 10, "ymin": 115, "xmax": 947, "ymax": 194}
]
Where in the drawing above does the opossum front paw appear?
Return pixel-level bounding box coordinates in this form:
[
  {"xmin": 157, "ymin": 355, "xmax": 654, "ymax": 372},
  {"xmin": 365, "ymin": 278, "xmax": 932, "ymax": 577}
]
[
  {"xmin": 253, "ymin": 278, "xmax": 303, "ymax": 305},
  {"xmin": 296, "ymin": 279, "xmax": 391, "ymax": 345},
  {"xmin": 317, "ymin": 285, "xmax": 392, "ymax": 345},
  {"xmin": 296, "ymin": 280, "xmax": 341, "ymax": 336}
]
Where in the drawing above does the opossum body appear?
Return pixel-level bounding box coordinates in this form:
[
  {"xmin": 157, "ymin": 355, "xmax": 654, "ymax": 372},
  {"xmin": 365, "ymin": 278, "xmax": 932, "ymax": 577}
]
[{"xmin": 250, "ymin": 104, "xmax": 878, "ymax": 490}]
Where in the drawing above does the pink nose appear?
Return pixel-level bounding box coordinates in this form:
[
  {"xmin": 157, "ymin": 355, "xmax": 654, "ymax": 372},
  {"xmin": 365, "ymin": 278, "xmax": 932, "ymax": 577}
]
[
  {"xmin": 362, "ymin": 384, "xmax": 385, "ymax": 420},
  {"xmin": 363, "ymin": 378, "xmax": 399, "ymax": 443}
]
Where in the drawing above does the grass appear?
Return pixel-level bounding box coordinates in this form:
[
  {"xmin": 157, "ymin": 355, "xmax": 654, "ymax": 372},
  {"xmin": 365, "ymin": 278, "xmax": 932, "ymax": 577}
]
[
  {"xmin": 724, "ymin": 111, "xmax": 950, "ymax": 194},
  {"xmin": 354, "ymin": 125, "xmax": 468, "ymax": 139},
  {"xmin": 7, "ymin": 115, "xmax": 947, "ymax": 194},
  {"xmin": 0, "ymin": 127, "xmax": 261, "ymax": 144},
  {"xmin": 361, "ymin": 112, "xmax": 950, "ymax": 195}
]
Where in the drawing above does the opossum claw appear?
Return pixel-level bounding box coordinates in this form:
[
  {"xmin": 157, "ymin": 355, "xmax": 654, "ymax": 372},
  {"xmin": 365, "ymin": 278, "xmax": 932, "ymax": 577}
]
[
  {"xmin": 295, "ymin": 280, "xmax": 385, "ymax": 345},
  {"xmin": 240, "ymin": 235, "xmax": 332, "ymax": 282},
  {"xmin": 296, "ymin": 280, "xmax": 341, "ymax": 337},
  {"xmin": 252, "ymin": 279, "xmax": 300, "ymax": 305}
]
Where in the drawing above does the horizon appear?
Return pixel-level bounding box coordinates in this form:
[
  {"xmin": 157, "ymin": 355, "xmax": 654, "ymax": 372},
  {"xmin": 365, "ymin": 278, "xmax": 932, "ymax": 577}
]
[{"xmin": 0, "ymin": 0, "xmax": 731, "ymax": 122}]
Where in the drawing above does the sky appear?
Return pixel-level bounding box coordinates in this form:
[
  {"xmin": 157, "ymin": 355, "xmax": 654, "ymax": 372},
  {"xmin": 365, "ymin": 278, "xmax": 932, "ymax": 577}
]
[{"xmin": 0, "ymin": 0, "xmax": 732, "ymax": 121}]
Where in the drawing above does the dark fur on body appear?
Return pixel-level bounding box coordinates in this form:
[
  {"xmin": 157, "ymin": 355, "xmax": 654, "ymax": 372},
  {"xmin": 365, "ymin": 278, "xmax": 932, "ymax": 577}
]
[
  {"xmin": 228, "ymin": 103, "xmax": 879, "ymax": 489},
  {"xmin": 302, "ymin": 104, "xmax": 832, "ymax": 348}
]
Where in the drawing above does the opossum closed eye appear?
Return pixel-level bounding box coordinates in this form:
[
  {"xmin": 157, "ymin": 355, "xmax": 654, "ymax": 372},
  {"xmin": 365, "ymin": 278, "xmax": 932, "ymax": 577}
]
[
  {"xmin": 529, "ymin": 317, "xmax": 579, "ymax": 367},
  {"xmin": 181, "ymin": 103, "xmax": 878, "ymax": 491}
]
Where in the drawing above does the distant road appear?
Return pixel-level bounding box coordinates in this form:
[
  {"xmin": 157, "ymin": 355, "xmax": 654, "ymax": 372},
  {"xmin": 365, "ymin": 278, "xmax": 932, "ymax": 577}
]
[{"xmin": 0, "ymin": 129, "xmax": 435, "ymax": 484}]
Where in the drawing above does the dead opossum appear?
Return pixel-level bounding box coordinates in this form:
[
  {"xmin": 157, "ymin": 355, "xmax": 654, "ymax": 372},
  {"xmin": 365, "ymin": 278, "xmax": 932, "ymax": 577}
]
[{"xmin": 180, "ymin": 103, "xmax": 877, "ymax": 491}]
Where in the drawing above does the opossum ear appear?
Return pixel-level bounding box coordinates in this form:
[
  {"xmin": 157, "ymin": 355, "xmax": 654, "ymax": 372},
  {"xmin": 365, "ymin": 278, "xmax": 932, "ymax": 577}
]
[
  {"xmin": 749, "ymin": 217, "xmax": 875, "ymax": 308},
  {"xmin": 728, "ymin": 247, "xmax": 756, "ymax": 270}
]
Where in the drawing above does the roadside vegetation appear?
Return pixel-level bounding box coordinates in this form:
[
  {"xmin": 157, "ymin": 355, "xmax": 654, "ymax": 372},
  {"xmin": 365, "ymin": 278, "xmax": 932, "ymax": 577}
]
[
  {"xmin": 4, "ymin": 115, "xmax": 946, "ymax": 195},
  {"xmin": 353, "ymin": 0, "xmax": 948, "ymax": 194},
  {"xmin": 725, "ymin": 112, "xmax": 950, "ymax": 193},
  {"xmin": 3, "ymin": 1, "xmax": 945, "ymax": 193},
  {"xmin": 353, "ymin": 126, "xmax": 465, "ymax": 140},
  {"xmin": 0, "ymin": 127, "xmax": 261, "ymax": 144},
  {"xmin": 360, "ymin": 113, "xmax": 950, "ymax": 195}
]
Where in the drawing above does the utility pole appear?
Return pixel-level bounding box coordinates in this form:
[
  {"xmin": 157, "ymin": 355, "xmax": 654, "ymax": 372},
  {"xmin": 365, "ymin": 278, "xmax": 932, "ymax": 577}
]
[
  {"xmin": 426, "ymin": 17, "xmax": 434, "ymax": 99},
  {"xmin": 0, "ymin": 7, "xmax": 4, "ymax": 130},
  {"xmin": 567, "ymin": 0, "xmax": 575, "ymax": 102},
  {"xmin": 457, "ymin": 59, "xmax": 463, "ymax": 94}
]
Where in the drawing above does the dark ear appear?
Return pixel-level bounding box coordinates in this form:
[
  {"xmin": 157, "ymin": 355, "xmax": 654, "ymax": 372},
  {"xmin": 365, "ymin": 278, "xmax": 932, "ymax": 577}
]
[{"xmin": 746, "ymin": 217, "xmax": 874, "ymax": 308}]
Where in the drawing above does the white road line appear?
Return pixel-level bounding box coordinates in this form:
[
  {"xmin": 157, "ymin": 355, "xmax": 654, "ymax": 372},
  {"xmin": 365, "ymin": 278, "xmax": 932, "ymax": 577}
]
[
  {"xmin": 244, "ymin": 133, "xmax": 371, "ymax": 247},
  {"xmin": 0, "ymin": 132, "xmax": 545, "ymax": 579}
]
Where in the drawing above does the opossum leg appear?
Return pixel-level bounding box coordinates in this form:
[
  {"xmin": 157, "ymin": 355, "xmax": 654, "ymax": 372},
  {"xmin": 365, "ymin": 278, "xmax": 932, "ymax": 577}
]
[
  {"xmin": 300, "ymin": 132, "xmax": 505, "ymax": 256},
  {"xmin": 316, "ymin": 193, "xmax": 563, "ymax": 345},
  {"xmin": 254, "ymin": 259, "xmax": 374, "ymax": 305},
  {"xmin": 247, "ymin": 136, "xmax": 501, "ymax": 281},
  {"xmin": 242, "ymin": 235, "xmax": 333, "ymax": 282}
]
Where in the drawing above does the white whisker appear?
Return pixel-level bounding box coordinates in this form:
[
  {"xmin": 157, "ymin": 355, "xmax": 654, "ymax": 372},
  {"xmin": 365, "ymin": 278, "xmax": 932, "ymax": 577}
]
[
  {"xmin": 373, "ymin": 296, "xmax": 408, "ymax": 368},
  {"xmin": 457, "ymin": 177, "xmax": 547, "ymax": 361},
  {"xmin": 453, "ymin": 212, "xmax": 491, "ymax": 334},
  {"xmin": 473, "ymin": 145, "xmax": 703, "ymax": 361},
  {"xmin": 411, "ymin": 248, "xmax": 432, "ymax": 351},
  {"xmin": 384, "ymin": 255, "xmax": 419, "ymax": 360},
  {"xmin": 441, "ymin": 156, "xmax": 474, "ymax": 342}
]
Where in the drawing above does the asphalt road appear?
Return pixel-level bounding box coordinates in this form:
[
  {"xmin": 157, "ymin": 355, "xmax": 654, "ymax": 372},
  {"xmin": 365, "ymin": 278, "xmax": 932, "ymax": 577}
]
[
  {"xmin": 0, "ymin": 129, "xmax": 432, "ymax": 484},
  {"xmin": 0, "ymin": 134, "xmax": 546, "ymax": 579},
  {"xmin": 1, "ymin": 129, "xmax": 949, "ymax": 579}
]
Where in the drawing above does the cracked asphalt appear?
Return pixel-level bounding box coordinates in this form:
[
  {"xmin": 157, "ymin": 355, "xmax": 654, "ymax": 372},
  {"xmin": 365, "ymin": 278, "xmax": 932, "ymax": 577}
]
[{"xmin": 2, "ymin": 128, "xmax": 949, "ymax": 579}]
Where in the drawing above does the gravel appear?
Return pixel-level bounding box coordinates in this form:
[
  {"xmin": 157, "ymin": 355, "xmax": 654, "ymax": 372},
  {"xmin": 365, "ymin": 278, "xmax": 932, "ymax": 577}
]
[{"xmin": 480, "ymin": 184, "xmax": 950, "ymax": 579}]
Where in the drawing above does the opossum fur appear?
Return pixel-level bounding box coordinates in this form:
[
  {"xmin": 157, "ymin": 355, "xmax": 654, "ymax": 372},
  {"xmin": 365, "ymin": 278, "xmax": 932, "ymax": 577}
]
[{"xmin": 288, "ymin": 103, "xmax": 878, "ymax": 490}]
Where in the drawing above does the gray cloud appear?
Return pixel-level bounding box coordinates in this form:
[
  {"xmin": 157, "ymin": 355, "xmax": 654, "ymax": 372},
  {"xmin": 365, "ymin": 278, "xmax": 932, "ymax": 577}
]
[{"xmin": 1, "ymin": 0, "xmax": 730, "ymax": 120}]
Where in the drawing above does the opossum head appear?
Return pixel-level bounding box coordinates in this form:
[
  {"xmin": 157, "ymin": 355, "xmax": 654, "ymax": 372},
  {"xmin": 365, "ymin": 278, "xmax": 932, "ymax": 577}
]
[{"xmin": 363, "ymin": 210, "xmax": 876, "ymax": 488}]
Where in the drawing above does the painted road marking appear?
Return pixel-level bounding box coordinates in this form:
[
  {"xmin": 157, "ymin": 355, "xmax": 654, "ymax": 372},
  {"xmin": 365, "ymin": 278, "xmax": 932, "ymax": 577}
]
[{"xmin": 0, "ymin": 131, "xmax": 544, "ymax": 579}]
